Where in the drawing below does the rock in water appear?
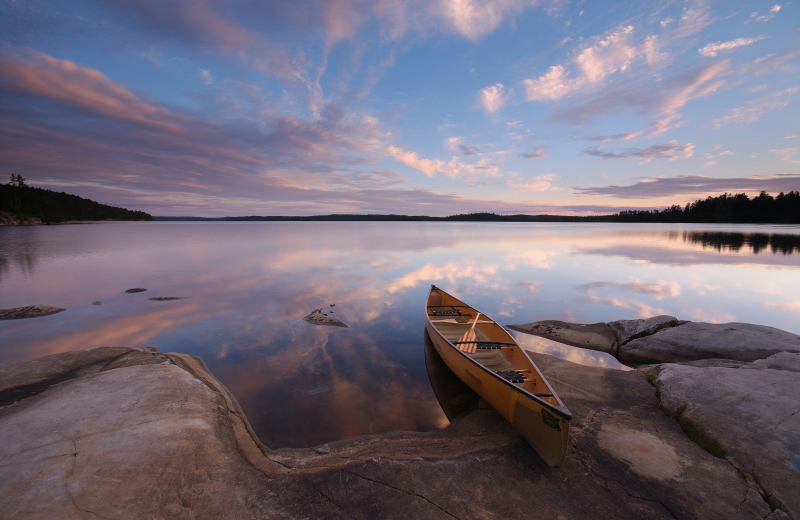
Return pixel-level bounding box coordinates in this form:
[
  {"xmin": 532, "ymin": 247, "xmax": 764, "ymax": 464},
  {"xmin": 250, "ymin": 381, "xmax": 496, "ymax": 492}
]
[
  {"xmin": 507, "ymin": 320, "xmax": 619, "ymax": 352},
  {"xmin": 0, "ymin": 305, "xmax": 65, "ymax": 320},
  {"xmin": 646, "ymin": 353, "xmax": 800, "ymax": 519},
  {"xmin": 303, "ymin": 308, "xmax": 348, "ymax": 328},
  {"xmin": 125, "ymin": 288, "xmax": 147, "ymax": 293},
  {"xmin": 147, "ymin": 297, "xmax": 187, "ymax": 301},
  {"xmin": 620, "ymin": 322, "xmax": 800, "ymax": 364}
]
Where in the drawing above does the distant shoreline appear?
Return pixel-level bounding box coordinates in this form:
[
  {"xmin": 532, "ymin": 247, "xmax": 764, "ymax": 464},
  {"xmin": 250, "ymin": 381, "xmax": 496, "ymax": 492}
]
[{"xmin": 153, "ymin": 214, "xmax": 613, "ymax": 222}]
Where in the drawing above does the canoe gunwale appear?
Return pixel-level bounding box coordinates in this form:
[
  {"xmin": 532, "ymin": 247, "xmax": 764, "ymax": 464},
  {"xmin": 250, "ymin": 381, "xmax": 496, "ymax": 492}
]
[{"xmin": 425, "ymin": 287, "xmax": 572, "ymax": 421}]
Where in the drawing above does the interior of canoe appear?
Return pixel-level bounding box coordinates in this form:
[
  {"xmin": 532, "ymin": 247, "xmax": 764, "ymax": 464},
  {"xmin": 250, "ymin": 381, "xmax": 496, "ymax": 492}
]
[{"xmin": 427, "ymin": 287, "xmax": 558, "ymax": 406}]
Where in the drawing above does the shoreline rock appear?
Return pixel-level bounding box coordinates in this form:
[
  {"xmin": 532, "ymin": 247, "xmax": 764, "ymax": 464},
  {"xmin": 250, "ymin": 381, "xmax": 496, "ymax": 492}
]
[
  {"xmin": 510, "ymin": 317, "xmax": 800, "ymax": 365},
  {"xmin": 0, "ymin": 345, "xmax": 783, "ymax": 519},
  {"xmin": 643, "ymin": 353, "xmax": 800, "ymax": 518},
  {"xmin": 0, "ymin": 211, "xmax": 42, "ymax": 226},
  {"xmin": 0, "ymin": 304, "xmax": 66, "ymax": 320}
]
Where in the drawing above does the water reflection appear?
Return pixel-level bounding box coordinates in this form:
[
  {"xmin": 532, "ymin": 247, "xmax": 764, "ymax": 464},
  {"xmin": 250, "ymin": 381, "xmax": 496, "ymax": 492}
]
[
  {"xmin": 683, "ymin": 231, "xmax": 800, "ymax": 255},
  {"xmin": 510, "ymin": 331, "xmax": 633, "ymax": 371},
  {"xmin": 1, "ymin": 222, "xmax": 799, "ymax": 447},
  {"xmin": 423, "ymin": 330, "xmax": 479, "ymax": 421}
]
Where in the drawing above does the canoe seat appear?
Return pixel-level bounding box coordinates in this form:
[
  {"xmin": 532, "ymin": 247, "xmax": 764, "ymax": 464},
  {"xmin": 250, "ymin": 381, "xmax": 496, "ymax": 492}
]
[
  {"xmin": 496, "ymin": 370, "xmax": 527, "ymax": 384},
  {"xmin": 430, "ymin": 308, "xmax": 463, "ymax": 316}
]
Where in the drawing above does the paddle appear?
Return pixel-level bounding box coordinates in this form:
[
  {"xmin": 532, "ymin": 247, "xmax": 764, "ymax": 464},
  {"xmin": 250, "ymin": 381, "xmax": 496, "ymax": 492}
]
[{"xmin": 457, "ymin": 312, "xmax": 481, "ymax": 354}]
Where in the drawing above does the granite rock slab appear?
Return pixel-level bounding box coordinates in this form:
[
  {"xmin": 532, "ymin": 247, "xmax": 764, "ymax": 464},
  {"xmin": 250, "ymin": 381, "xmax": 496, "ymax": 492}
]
[
  {"xmin": 0, "ymin": 346, "xmax": 777, "ymax": 519},
  {"xmin": 620, "ymin": 322, "xmax": 800, "ymax": 364},
  {"xmin": 608, "ymin": 315, "xmax": 680, "ymax": 345},
  {"xmin": 507, "ymin": 320, "xmax": 619, "ymax": 353},
  {"xmin": 646, "ymin": 353, "xmax": 800, "ymax": 519}
]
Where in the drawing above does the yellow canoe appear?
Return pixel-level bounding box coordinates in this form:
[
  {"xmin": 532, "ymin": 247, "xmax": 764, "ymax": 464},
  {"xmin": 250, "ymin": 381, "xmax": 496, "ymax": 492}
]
[{"xmin": 425, "ymin": 285, "xmax": 571, "ymax": 467}]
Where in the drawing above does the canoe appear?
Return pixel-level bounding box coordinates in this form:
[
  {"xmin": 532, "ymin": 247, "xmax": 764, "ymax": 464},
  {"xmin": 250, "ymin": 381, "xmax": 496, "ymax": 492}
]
[{"xmin": 424, "ymin": 285, "xmax": 571, "ymax": 467}]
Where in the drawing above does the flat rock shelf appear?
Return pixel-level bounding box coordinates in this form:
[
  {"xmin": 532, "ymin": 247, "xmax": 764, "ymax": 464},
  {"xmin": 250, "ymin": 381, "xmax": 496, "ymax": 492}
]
[{"xmin": 1, "ymin": 343, "xmax": 794, "ymax": 519}]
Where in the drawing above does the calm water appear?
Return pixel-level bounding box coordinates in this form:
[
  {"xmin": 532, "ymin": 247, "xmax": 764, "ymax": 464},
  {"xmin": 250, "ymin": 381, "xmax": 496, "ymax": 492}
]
[{"xmin": 2, "ymin": 222, "xmax": 799, "ymax": 447}]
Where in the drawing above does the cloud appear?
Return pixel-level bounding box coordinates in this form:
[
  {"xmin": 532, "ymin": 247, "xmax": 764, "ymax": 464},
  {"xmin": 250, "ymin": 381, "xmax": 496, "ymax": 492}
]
[
  {"xmin": 438, "ymin": 0, "xmax": 540, "ymax": 40},
  {"xmin": 524, "ymin": 25, "xmax": 638, "ymax": 102},
  {"xmin": 385, "ymin": 146, "xmax": 447, "ymax": 176},
  {"xmin": 520, "ymin": 146, "xmax": 549, "ymax": 159},
  {"xmin": 572, "ymin": 174, "xmax": 800, "ymax": 198},
  {"xmin": 713, "ymin": 88, "xmax": 798, "ymax": 128},
  {"xmin": 582, "ymin": 141, "xmax": 694, "ymax": 161},
  {"xmin": 578, "ymin": 131, "xmax": 644, "ymax": 142},
  {"xmin": 479, "ymin": 83, "xmax": 510, "ymax": 112},
  {"xmin": 385, "ymin": 145, "xmax": 502, "ymax": 178},
  {"xmin": 770, "ymin": 147, "xmax": 799, "ymax": 163},
  {"xmin": 507, "ymin": 173, "xmax": 559, "ymax": 191},
  {"xmin": 444, "ymin": 136, "xmax": 480, "ymax": 155},
  {"xmin": 698, "ymin": 37, "xmax": 765, "ymax": 57},
  {"xmin": 786, "ymin": 132, "xmax": 800, "ymax": 139},
  {"xmin": 524, "ymin": 65, "xmax": 578, "ymax": 101},
  {"xmin": 765, "ymin": 301, "xmax": 800, "ymax": 313}
]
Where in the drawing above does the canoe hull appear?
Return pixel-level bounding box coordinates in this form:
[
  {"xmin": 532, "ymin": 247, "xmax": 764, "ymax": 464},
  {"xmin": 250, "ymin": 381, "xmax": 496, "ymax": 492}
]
[{"xmin": 425, "ymin": 296, "xmax": 570, "ymax": 467}]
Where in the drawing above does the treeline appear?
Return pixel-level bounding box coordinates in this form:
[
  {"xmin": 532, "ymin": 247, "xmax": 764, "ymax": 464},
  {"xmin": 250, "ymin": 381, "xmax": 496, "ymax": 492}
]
[
  {"xmin": 1, "ymin": 183, "xmax": 153, "ymax": 223},
  {"xmin": 614, "ymin": 191, "xmax": 800, "ymax": 224}
]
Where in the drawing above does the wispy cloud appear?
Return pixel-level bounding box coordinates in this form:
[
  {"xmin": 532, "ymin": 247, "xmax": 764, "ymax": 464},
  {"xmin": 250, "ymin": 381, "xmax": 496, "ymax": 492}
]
[
  {"xmin": 520, "ymin": 146, "xmax": 549, "ymax": 159},
  {"xmin": 698, "ymin": 36, "xmax": 765, "ymax": 57},
  {"xmin": 507, "ymin": 173, "xmax": 559, "ymax": 191},
  {"xmin": 385, "ymin": 145, "xmax": 500, "ymax": 178},
  {"xmin": 582, "ymin": 141, "xmax": 694, "ymax": 161},
  {"xmin": 765, "ymin": 300, "xmax": 800, "ymax": 313},
  {"xmin": 573, "ymin": 174, "xmax": 800, "ymax": 198},
  {"xmin": 713, "ymin": 88, "xmax": 798, "ymax": 128}
]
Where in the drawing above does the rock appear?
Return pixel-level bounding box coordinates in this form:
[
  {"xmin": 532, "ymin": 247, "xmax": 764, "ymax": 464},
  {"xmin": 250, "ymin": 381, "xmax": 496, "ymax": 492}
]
[
  {"xmin": 608, "ymin": 315, "xmax": 679, "ymax": 345},
  {"xmin": 91, "ymin": 301, "xmax": 102, "ymax": 306},
  {"xmin": 646, "ymin": 353, "xmax": 800, "ymax": 519},
  {"xmin": 507, "ymin": 320, "xmax": 618, "ymax": 353},
  {"xmin": 125, "ymin": 288, "xmax": 147, "ymax": 293},
  {"xmin": 0, "ymin": 305, "xmax": 65, "ymax": 320},
  {"xmin": 0, "ymin": 346, "xmax": 774, "ymax": 519},
  {"xmin": 315, "ymin": 443, "xmax": 331, "ymax": 454},
  {"xmin": 304, "ymin": 308, "xmax": 349, "ymax": 328},
  {"xmin": 620, "ymin": 322, "xmax": 800, "ymax": 364},
  {"xmin": 0, "ymin": 212, "xmax": 42, "ymax": 226},
  {"xmin": 147, "ymin": 296, "xmax": 187, "ymax": 301}
]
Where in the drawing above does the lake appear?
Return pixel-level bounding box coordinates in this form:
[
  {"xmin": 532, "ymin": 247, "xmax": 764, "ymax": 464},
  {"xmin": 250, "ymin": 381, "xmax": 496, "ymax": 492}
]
[{"xmin": 2, "ymin": 222, "xmax": 799, "ymax": 448}]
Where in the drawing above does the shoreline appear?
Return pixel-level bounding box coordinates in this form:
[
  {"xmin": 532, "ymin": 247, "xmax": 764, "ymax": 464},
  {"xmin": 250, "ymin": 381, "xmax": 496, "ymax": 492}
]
[{"xmin": 1, "ymin": 317, "xmax": 798, "ymax": 518}]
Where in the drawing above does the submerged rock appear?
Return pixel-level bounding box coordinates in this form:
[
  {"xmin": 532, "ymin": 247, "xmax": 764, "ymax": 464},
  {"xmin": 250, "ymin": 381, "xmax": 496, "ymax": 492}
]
[
  {"xmin": 304, "ymin": 308, "xmax": 348, "ymax": 328},
  {"xmin": 0, "ymin": 305, "xmax": 65, "ymax": 320},
  {"xmin": 0, "ymin": 346, "xmax": 777, "ymax": 519},
  {"xmin": 645, "ymin": 353, "xmax": 800, "ymax": 519},
  {"xmin": 620, "ymin": 322, "xmax": 800, "ymax": 364},
  {"xmin": 147, "ymin": 296, "xmax": 187, "ymax": 301},
  {"xmin": 124, "ymin": 288, "xmax": 147, "ymax": 293}
]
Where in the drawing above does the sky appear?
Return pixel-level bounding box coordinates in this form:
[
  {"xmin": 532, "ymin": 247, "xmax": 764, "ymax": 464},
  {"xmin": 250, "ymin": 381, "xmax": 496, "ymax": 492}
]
[{"xmin": 1, "ymin": 0, "xmax": 799, "ymax": 217}]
